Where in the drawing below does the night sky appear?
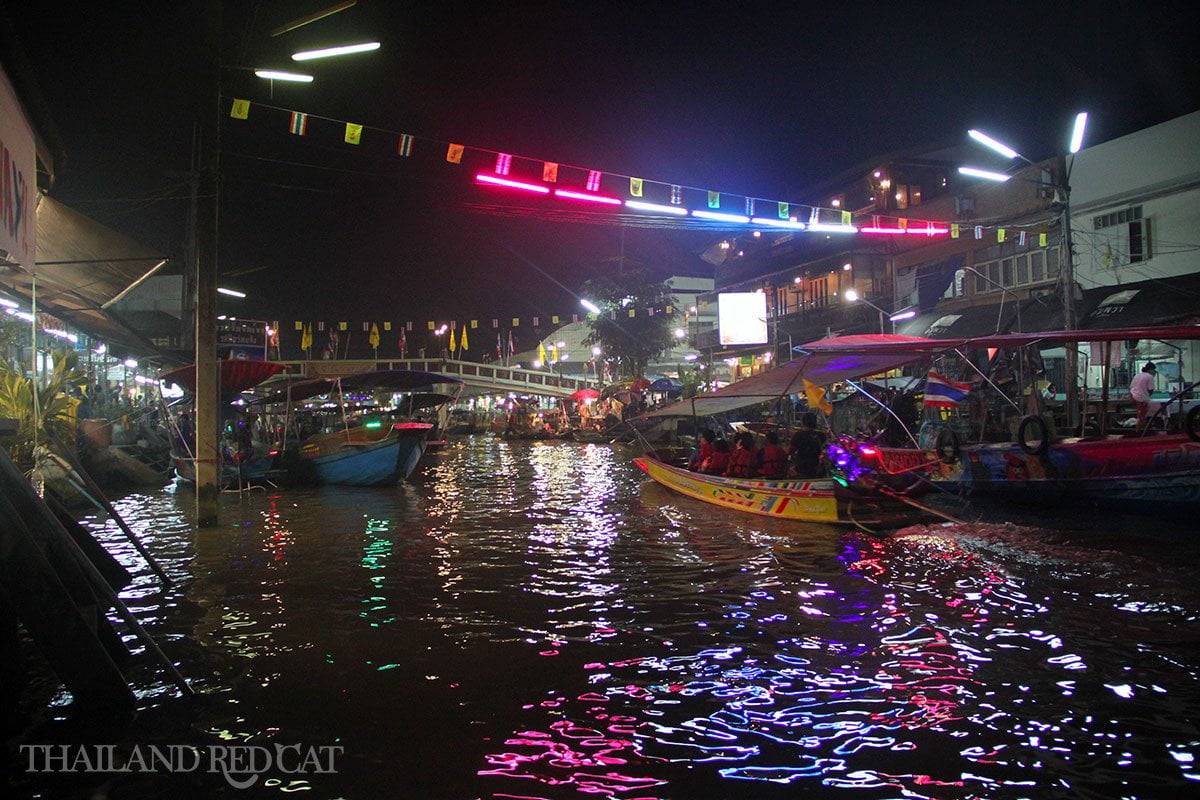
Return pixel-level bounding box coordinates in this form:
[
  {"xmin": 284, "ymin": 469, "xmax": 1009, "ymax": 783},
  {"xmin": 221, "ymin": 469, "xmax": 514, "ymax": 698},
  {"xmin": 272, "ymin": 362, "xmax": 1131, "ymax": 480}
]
[{"xmin": 6, "ymin": 0, "xmax": 1199, "ymax": 325}]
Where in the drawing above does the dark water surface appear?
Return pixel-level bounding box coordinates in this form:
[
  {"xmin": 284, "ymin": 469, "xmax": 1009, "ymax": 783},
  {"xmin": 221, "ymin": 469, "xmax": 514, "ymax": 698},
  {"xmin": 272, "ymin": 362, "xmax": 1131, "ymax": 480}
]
[{"xmin": 10, "ymin": 436, "xmax": 1200, "ymax": 798}]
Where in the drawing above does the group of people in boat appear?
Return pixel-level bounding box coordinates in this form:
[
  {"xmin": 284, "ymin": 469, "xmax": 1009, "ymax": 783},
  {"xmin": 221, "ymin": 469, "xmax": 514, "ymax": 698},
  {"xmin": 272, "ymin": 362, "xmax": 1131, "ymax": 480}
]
[{"xmin": 688, "ymin": 413, "xmax": 829, "ymax": 480}]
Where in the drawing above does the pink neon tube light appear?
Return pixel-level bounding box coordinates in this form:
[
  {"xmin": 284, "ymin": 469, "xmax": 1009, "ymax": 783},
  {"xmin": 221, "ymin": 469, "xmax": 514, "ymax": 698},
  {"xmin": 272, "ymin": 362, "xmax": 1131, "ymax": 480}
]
[
  {"xmin": 554, "ymin": 189, "xmax": 622, "ymax": 206},
  {"xmin": 475, "ymin": 174, "xmax": 550, "ymax": 194}
]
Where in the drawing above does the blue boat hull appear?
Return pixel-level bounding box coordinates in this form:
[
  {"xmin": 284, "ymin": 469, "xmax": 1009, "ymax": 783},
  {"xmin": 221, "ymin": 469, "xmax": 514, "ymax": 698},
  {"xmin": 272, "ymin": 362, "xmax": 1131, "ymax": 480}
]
[{"xmin": 307, "ymin": 432, "xmax": 427, "ymax": 487}]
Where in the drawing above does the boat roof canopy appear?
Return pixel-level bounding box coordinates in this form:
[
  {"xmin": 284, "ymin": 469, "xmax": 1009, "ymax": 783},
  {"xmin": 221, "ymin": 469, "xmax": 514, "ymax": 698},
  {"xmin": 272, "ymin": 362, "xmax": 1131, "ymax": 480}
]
[
  {"xmin": 250, "ymin": 369, "xmax": 462, "ymax": 405},
  {"xmin": 646, "ymin": 325, "xmax": 1200, "ymax": 418}
]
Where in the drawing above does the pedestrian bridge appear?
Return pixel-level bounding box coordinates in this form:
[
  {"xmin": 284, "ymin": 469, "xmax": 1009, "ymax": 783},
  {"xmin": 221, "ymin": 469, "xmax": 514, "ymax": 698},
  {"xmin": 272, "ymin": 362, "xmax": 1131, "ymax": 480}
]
[{"xmin": 274, "ymin": 357, "xmax": 598, "ymax": 399}]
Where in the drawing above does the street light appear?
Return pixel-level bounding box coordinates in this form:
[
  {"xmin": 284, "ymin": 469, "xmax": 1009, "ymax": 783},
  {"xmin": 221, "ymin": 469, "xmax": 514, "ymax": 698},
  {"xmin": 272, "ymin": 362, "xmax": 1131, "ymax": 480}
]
[
  {"xmin": 961, "ymin": 112, "xmax": 1088, "ymax": 430},
  {"xmin": 844, "ymin": 288, "xmax": 891, "ymax": 334}
]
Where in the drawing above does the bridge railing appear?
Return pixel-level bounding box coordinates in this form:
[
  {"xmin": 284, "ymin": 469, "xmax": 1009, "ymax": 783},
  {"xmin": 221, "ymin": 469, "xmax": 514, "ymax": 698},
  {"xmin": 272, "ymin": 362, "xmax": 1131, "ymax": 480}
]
[{"xmin": 273, "ymin": 358, "xmax": 599, "ymax": 397}]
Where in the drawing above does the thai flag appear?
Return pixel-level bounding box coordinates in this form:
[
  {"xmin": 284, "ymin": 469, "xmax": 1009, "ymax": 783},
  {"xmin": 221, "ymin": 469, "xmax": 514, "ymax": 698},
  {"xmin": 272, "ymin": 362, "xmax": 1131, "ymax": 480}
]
[{"xmin": 924, "ymin": 372, "xmax": 971, "ymax": 407}]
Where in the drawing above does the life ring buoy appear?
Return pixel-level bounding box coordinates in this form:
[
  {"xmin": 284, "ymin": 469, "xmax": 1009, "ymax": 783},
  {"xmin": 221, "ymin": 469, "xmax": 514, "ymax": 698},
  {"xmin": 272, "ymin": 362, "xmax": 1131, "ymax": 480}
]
[
  {"xmin": 1017, "ymin": 414, "xmax": 1050, "ymax": 455},
  {"xmin": 1185, "ymin": 405, "xmax": 1200, "ymax": 443},
  {"xmin": 934, "ymin": 427, "xmax": 960, "ymax": 462}
]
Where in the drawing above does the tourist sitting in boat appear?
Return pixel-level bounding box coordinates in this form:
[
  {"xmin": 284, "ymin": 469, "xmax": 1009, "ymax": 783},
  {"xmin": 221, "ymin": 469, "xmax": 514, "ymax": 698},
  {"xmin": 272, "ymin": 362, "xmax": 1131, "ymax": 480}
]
[
  {"xmin": 689, "ymin": 428, "xmax": 716, "ymax": 471},
  {"xmin": 700, "ymin": 438, "xmax": 731, "ymax": 474},
  {"xmin": 725, "ymin": 432, "xmax": 761, "ymax": 478},
  {"xmin": 789, "ymin": 413, "xmax": 827, "ymax": 478},
  {"xmin": 757, "ymin": 431, "xmax": 789, "ymax": 479}
]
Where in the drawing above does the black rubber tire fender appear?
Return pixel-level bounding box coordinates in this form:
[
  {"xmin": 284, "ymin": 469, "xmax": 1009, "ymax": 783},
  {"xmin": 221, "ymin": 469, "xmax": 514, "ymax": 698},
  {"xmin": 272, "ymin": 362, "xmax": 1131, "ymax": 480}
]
[
  {"xmin": 934, "ymin": 427, "xmax": 960, "ymax": 462},
  {"xmin": 1185, "ymin": 405, "xmax": 1200, "ymax": 443},
  {"xmin": 1017, "ymin": 414, "xmax": 1050, "ymax": 455}
]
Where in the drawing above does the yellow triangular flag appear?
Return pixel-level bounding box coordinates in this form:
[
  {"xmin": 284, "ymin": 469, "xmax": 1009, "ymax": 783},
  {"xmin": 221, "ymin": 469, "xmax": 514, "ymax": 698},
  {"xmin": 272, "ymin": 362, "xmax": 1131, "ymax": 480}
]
[
  {"xmin": 803, "ymin": 379, "xmax": 833, "ymax": 415},
  {"xmin": 997, "ymin": 228, "xmax": 1006, "ymax": 243},
  {"xmin": 1039, "ymin": 233, "xmax": 1048, "ymax": 247},
  {"xmin": 537, "ymin": 341, "xmax": 547, "ymax": 365},
  {"xmin": 369, "ymin": 323, "xmax": 380, "ymax": 349},
  {"xmin": 345, "ymin": 123, "xmax": 363, "ymax": 145},
  {"xmin": 446, "ymin": 143, "xmax": 465, "ymax": 164},
  {"xmin": 448, "ymin": 326, "xmax": 457, "ymax": 352},
  {"xmin": 842, "ymin": 210, "xmax": 853, "ymax": 226},
  {"xmin": 951, "ymin": 223, "xmax": 960, "ymax": 239},
  {"xmin": 630, "ymin": 177, "xmax": 643, "ymax": 197},
  {"xmin": 460, "ymin": 325, "xmax": 468, "ymax": 351},
  {"xmin": 230, "ymin": 99, "xmax": 250, "ymax": 119}
]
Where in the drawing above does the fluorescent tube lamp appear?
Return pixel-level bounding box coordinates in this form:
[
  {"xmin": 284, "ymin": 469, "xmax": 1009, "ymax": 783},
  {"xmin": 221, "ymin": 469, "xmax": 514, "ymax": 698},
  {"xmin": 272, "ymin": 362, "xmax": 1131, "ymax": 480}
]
[
  {"xmin": 254, "ymin": 69, "xmax": 314, "ymax": 82},
  {"xmin": 967, "ymin": 129, "xmax": 1020, "ymax": 159},
  {"xmin": 580, "ymin": 299, "xmax": 601, "ymax": 314},
  {"xmin": 625, "ymin": 200, "xmax": 688, "ymax": 216},
  {"xmin": 1069, "ymin": 112, "xmax": 1088, "ymax": 154},
  {"xmin": 958, "ymin": 166, "xmax": 1011, "ymax": 182},
  {"xmin": 750, "ymin": 217, "xmax": 806, "ymax": 230},
  {"xmin": 890, "ymin": 310, "xmax": 917, "ymax": 322},
  {"xmin": 0, "ymin": 297, "xmax": 16, "ymax": 308},
  {"xmin": 691, "ymin": 210, "xmax": 750, "ymax": 223},
  {"xmin": 217, "ymin": 287, "xmax": 246, "ymax": 298},
  {"xmin": 292, "ymin": 41, "xmax": 381, "ymax": 61},
  {"xmin": 555, "ymin": 189, "xmax": 622, "ymax": 205},
  {"xmin": 807, "ymin": 223, "xmax": 858, "ymax": 233},
  {"xmin": 6, "ymin": 309, "xmax": 34, "ymax": 322},
  {"xmin": 475, "ymin": 174, "xmax": 550, "ymax": 194}
]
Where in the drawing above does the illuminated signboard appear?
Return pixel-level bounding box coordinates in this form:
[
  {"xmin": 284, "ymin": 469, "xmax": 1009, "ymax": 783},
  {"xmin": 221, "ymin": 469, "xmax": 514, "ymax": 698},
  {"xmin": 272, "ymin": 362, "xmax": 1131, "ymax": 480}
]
[{"xmin": 717, "ymin": 292, "xmax": 769, "ymax": 345}]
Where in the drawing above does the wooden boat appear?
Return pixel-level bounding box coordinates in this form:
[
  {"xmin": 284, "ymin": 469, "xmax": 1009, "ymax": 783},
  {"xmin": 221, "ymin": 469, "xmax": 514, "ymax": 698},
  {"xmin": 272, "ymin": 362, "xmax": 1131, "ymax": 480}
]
[
  {"xmin": 295, "ymin": 421, "xmax": 432, "ymax": 486},
  {"xmin": 159, "ymin": 360, "xmax": 288, "ymax": 489},
  {"xmin": 253, "ymin": 369, "xmax": 462, "ymax": 486},
  {"xmin": 778, "ymin": 326, "xmax": 1200, "ymax": 514},
  {"xmin": 633, "ymin": 453, "xmax": 932, "ymax": 526}
]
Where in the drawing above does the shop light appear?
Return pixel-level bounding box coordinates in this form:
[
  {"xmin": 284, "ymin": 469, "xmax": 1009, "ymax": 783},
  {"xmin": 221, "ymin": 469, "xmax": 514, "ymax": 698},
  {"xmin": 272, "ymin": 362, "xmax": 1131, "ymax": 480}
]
[
  {"xmin": 217, "ymin": 287, "xmax": 246, "ymax": 298},
  {"xmin": 968, "ymin": 129, "xmax": 1021, "ymax": 159},
  {"xmin": 580, "ymin": 299, "xmax": 601, "ymax": 314},
  {"xmin": 807, "ymin": 223, "xmax": 858, "ymax": 233}
]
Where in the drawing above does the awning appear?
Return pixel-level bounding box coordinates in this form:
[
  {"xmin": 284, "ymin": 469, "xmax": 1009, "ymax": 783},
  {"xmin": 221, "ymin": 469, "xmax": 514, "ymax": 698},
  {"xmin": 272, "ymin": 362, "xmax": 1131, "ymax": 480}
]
[
  {"xmin": 159, "ymin": 360, "xmax": 288, "ymax": 402},
  {"xmin": 646, "ymin": 334, "xmax": 946, "ymax": 417},
  {"xmin": 1081, "ymin": 273, "xmax": 1200, "ymax": 329},
  {"xmin": 0, "ymin": 195, "xmax": 171, "ymax": 360}
]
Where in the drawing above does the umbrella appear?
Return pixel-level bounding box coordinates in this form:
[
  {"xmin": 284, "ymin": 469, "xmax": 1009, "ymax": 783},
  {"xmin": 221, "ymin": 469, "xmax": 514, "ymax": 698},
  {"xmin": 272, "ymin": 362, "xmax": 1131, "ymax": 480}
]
[
  {"xmin": 570, "ymin": 388, "xmax": 601, "ymax": 401},
  {"xmin": 648, "ymin": 377, "xmax": 683, "ymax": 393}
]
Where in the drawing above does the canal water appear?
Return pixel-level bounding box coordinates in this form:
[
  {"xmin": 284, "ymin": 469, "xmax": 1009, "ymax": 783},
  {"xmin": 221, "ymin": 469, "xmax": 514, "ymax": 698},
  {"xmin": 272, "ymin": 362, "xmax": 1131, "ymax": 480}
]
[{"xmin": 8, "ymin": 436, "xmax": 1200, "ymax": 799}]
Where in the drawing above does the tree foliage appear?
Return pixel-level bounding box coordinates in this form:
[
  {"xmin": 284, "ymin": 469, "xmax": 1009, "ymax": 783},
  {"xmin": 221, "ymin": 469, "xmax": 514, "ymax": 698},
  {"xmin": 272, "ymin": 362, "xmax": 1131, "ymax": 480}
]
[
  {"xmin": 0, "ymin": 351, "xmax": 88, "ymax": 465},
  {"xmin": 580, "ymin": 268, "xmax": 678, "ymax": 380}
]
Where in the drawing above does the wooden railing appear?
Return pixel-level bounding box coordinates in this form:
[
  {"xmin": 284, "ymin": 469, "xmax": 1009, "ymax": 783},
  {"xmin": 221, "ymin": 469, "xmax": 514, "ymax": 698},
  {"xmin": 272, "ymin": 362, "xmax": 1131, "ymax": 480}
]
[{"xmin": 273, "ymin": 358, "xmax": 599, "ymax": 397}]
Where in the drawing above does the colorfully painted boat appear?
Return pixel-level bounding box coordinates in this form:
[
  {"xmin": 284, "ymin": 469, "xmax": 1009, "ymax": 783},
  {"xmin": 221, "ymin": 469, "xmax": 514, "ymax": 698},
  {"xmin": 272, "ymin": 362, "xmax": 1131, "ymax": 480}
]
[
  {"xmin": 253, "ymin": 369, "xmax": 462, "ymax": 486},
  {"xmin": 633, "ymin": 453, "xmax": 933, "ymax": 527},
  {"xmin": 790, "ymin": 326, "xmax": 1200, "ymax": 512},
  {"xmin": 642, "ymin": 325, "xmax": 1200, "ymax": 518},
  {"xmin": 295, "ymin": 421, "xmax": 432, "ymax": 487}
]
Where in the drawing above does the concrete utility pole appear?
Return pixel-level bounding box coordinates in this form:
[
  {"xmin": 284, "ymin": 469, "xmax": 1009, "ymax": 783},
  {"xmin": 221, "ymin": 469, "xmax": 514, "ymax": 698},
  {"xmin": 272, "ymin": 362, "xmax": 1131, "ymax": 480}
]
[{"xmin": 194, "ymin": 0, "xmax": 221, "ymax": 526}]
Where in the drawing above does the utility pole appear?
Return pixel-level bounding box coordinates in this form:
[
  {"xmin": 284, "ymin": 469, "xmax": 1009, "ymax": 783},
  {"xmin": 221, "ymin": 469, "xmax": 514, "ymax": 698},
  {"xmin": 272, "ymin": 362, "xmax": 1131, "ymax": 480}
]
[
  {"xmin": 1058, "ymin": 154, "xmax": 1080, "ymax": 433},
  {"xmin": 194, "ymin": 0, "xmax": 221, "ymax": 526}
]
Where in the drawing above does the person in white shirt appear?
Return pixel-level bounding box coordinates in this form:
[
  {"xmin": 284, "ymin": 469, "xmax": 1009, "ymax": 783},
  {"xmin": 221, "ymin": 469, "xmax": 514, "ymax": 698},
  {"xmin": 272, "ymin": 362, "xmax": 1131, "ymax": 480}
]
[{"xmin": 1130, "ymin": 361, "xmax": 1157, "ymax": 432}]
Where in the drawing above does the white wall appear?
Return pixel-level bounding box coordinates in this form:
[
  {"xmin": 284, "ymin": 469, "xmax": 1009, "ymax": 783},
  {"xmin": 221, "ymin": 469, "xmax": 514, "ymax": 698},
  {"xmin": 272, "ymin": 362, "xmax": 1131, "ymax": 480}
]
[{"xmin": 1069, "ymin": 111, "xmax": 1200, "ymax": 288}]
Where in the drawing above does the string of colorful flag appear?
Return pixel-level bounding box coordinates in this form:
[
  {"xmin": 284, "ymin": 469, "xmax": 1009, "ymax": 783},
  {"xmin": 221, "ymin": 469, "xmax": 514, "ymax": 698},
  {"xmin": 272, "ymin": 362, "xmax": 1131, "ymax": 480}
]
[
  {"xmin": 225, "ymin": 96, "xmax": 1049, "ymax": 241},
  {"xmin": 287, "ymin": 305, "xmax": 682, "ymax": 356}
]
